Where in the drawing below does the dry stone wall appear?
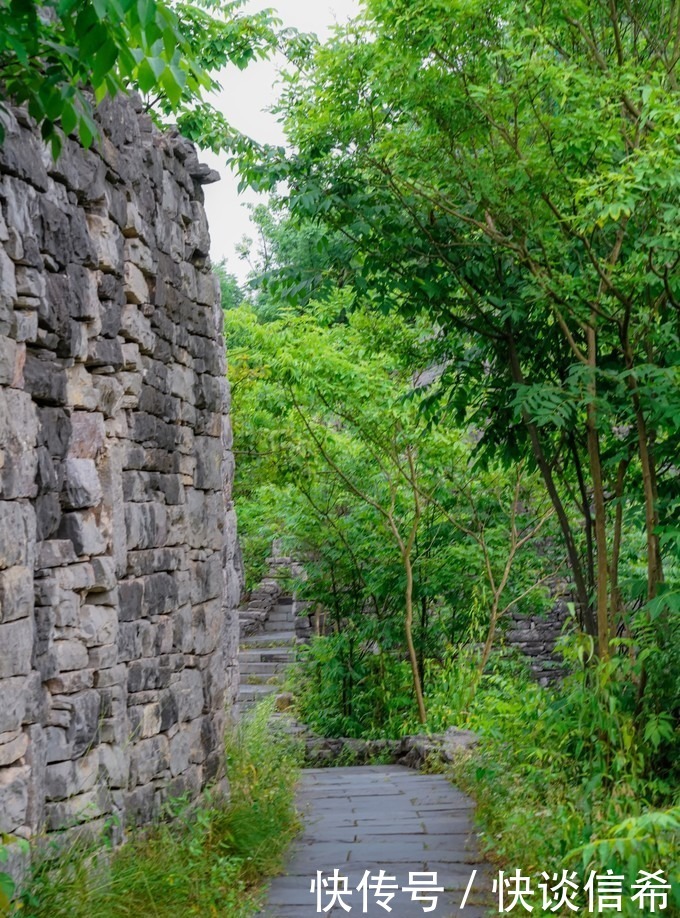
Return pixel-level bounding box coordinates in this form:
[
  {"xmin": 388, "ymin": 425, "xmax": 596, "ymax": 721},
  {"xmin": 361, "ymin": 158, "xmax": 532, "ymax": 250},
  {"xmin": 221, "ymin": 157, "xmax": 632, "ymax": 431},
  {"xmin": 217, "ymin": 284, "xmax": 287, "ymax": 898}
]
[
  {"xmin": 503, "ymin": 586, "xmax": 571, "ymax": 684},
  {"xmin": 0, "ymin": 94, "xmax": 239, "ymax": 844}
]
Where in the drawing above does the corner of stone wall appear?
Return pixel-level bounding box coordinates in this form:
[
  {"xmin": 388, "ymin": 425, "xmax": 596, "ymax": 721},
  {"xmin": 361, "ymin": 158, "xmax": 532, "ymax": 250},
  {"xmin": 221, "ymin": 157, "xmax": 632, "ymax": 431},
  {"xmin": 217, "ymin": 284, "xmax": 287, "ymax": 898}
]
[{"xmin": 0, "ymin": 94, "xmax": 239, "ymax": 852}]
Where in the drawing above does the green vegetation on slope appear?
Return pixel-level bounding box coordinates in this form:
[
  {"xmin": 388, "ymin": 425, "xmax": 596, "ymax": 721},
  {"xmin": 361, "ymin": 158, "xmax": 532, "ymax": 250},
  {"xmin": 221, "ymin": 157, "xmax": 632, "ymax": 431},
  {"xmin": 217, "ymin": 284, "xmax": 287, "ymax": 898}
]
[
  {"xmin": 237, "ymin": 0, "xmax": 680, "ymax": 656},
  {"xmin": 225, "ymin": 5, "xmax": 680, "ymax": 901},
  {"xmin": 450, "ymin": 650, "xmax": 680, "ymax": 916}
]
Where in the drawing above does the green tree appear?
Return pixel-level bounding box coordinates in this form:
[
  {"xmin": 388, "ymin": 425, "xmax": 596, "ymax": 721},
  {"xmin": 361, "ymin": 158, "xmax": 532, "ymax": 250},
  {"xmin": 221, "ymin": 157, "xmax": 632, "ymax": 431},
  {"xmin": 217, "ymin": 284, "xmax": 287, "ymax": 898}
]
[
  {"xmin": 237, "ymin": 202, "xmax": 359, "ymax": 320},
  {"xmin": 214, "ymin": 259, "xmax": 244, "ymax": 311},
  {"xmin": 238, "ymin": 0, "xmax": 680, "ymax": 659},
  {"xmin": 226, "ymin": 297, "xmax": 553, "ymax": 725}
]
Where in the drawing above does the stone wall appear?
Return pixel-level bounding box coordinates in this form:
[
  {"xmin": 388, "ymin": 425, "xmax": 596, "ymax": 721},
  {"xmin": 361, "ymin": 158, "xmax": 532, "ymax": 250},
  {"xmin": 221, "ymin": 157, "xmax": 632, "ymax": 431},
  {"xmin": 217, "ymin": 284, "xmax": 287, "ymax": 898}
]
[
  {"xmin": 503, "ymin": 587, "xmax": 571, "ymax": 684},
  {"xmin": 0, "ymin": 95, "xmax": 239, "ymax": 846},
  {"xmin": 238, "ymin": 544, "xmax": 310, "ymax": 641}
]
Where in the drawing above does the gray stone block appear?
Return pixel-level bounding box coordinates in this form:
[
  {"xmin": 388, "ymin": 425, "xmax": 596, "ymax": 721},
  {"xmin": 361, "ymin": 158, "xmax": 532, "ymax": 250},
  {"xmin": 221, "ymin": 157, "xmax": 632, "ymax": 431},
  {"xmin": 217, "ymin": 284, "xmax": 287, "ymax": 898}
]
[
  {"xmin": 58, "ymin": 509, "xmax": 107, "ymax": 556},
  {"xmin": 99, "ymin": 742, "xmax": 128, "ymax": 789},
  {"xmin": 64, "ymin": 364, "xmax": 99, "ymax": 410},
  {"xmin": 55, "ymin": 690, "xmax": 101, "ymax": 758},
  {"xmin": 36, "ymin": 406, "xmax": 71, "ymax": 457},
  {"xmin": 124, "ymin": 501, "xmax": 168, "ymax": 550},
  {"xmin": 0, "ymin": 618, "xmax": 34, "ymax": 678},
  {"xmin": 128, "ymin": 703, "xmax": 161, "ymax": 740},
  {"xmin": 46, "ymin": 669, "xmax": 95, "ymax": 694},
  {"xmin": 120, "ymin": 304, "xmax": 155, "ymax": 354},
  {"xmin": 0, "ymin": 765, "xmax": 29, "ymax": 833},
  {"xmin": 86, "ymin": 214, "xmax": 123, "ymax": 274},
  {"xmin": 0, "ymin": 676, "xmax": 28, "ymax": 734},
  {"xmin": 61, "ymin": 458, "xmax": 103, "ymax": 509},
  {"xmin": 44, "ymin": 786, "xmax": 106, "ymax": 830},
  {"xmin": 0, "ymin": 729, "xmax": 29, "ymax": 767},
  {"xmin": 122, "ymin": 782, "xmax": 157, "ymax": 827},
  {"xmin": 0, "ymin": 388, "xmax": 39, "ymax": 498},
  {"xmin": 0, "ymin": 566, "xmax": 33, "ymax": 622},
  {"xmin": 90, "ymin": 556, "xmax": 116, "ymax": 591},
  {"xmin": 35, "ymin": 493, "xmax": 62, "ymax": 541},
  {"xmin": 173, "ymin": 668, "xmax": 204, "ymax": 722},
  {"xmin": 78, "ymin": 604, "xmax": 117, "ymax": 648},
  {"xmin": 192, "ymin": 600, "xmax": 223, "ymax": 656},
  {"xmin": 37, "ymin": 539, "xmax": 78, "ymax": 569},
  {"xmin": 35, "ymin": 447, "xmax": 58, "ymax": 494},
  {"xmin": 87, "ymin": 643, "xmax": 118, "ymax": 669},
  {"xmin": 194, "ymin": 435, "xmax": 223, "ymax": 490},
  {"xmin": 23, "ymin": 351, "xmax": 67, "ymax": 405},
  {"xmin": 67, "ymin": 412, "xmax": 106, "ymax": 459},
  {"xmin": 118, "ymin": 578, "xmax": 143, "ymax": 622},
  {"xmin": 53, "ymin": 640, "xmax": 89, "ymax": 673}
]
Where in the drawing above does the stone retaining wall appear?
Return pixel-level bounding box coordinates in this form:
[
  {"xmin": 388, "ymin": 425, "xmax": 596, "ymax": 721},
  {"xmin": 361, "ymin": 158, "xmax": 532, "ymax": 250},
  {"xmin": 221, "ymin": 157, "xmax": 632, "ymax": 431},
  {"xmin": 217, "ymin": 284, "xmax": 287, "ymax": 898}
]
[
  {"xmin": 238, "ymin": 546, "xmax": 310, "ymax": 640},
  {"xmin": 503, "ymin": 585, "xmax": 571, "ymax": 684},
  {"xmin": 0, "ymin": 95, "xmax": 239, "ymax": 846},
  {"xmin": 301, "ymin": 727, "xmax": 478, "ymax": 768}
]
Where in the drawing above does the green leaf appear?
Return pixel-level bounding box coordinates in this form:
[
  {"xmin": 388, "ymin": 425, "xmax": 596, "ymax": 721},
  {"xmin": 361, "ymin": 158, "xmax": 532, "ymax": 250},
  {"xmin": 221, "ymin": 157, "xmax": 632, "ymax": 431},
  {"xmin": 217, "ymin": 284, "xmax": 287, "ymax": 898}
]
[{"xmin": 60, "ymin": 99, "xmax": 77, "ymax": 135}]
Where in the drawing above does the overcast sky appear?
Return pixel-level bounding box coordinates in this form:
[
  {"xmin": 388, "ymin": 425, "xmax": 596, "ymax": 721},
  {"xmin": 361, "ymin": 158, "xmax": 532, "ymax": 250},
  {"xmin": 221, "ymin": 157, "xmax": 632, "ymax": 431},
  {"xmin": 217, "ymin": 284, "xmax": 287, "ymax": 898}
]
[{"xmin": 200, "ymin": 0, "xmax": 360, "ymax": 282}]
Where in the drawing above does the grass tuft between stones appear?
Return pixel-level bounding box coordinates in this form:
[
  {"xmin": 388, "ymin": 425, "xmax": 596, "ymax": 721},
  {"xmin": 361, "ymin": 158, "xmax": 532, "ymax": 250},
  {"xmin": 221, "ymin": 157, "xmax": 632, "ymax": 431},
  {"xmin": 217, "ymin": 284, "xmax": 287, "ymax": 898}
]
[{"xmin": 10, "ymin": 699, "xmax": 301, "ymax": 918}]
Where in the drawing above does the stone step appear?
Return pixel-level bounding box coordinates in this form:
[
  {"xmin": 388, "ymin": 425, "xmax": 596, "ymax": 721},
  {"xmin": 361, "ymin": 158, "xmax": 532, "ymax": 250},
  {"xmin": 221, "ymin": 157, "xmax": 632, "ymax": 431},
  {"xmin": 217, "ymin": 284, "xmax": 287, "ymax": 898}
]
[
  {"xmin": 263, "ymin": 622, "xmax": 294, "ymax": 633},
  {"xmin": 233, "ymin": 702, "xmax": 254, "ymax": 719},
  {"xmin": 238, "ymin": 683, "xmax": 278, "ymax": 702},
  {"xmin": 239, "ymin": 648, "xmax": 296, "ymax": 664},
  {"xmin": 240, "ymin": 631, "xmax": 297, "ymax": 647},
  {"xmin": 266, "ymin": 613, "xmax": 295, "ymax": 624},
  {"xmin": 239, "ymin": 660, "xmax": 290, "ymax": 675},
  {"xmin": 242, "ymin": 672, "xmax": 285, "ymax": 686}
]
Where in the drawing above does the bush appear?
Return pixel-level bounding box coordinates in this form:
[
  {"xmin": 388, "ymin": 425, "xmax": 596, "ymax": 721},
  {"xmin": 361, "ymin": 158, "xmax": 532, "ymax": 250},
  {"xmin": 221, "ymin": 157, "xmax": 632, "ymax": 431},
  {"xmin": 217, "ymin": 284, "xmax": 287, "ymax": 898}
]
[
  {"xmin": 449, "ymin": 641, "xmax": 680, "ymax": 916},
  {"xmin": 288, "ymin": 631, "xmax": 415, "ymax": 739}
]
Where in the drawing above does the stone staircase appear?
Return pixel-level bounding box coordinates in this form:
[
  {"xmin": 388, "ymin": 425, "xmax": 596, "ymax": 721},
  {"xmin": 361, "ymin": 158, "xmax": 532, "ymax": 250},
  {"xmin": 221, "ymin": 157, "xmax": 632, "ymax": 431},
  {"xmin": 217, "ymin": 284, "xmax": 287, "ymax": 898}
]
[{"xmin": 237, "ymin": 597, "xmax": 298, "ymax": 717}]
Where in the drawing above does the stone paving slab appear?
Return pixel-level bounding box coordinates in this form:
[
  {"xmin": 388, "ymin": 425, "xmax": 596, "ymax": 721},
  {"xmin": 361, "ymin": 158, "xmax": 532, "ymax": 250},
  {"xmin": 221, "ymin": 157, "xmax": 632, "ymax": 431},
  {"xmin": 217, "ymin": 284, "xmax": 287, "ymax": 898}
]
[{"xmin": 257, "ymin": 765, "xmax": 492, "ymax": 918}]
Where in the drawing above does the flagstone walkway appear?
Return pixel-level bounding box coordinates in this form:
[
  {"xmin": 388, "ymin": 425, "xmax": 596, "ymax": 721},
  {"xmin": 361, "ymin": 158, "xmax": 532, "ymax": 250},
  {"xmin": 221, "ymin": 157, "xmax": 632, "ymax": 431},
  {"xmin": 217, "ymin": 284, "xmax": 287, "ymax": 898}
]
[{"xmin": 257, "ymin": 765, "xmax": 492, "ymax": 918}]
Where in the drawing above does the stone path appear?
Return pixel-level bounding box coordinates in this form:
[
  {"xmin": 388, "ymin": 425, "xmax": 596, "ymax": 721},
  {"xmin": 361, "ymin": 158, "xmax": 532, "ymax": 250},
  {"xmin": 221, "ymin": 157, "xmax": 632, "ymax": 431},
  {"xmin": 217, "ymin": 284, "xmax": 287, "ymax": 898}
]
[
  {"xmin": 258, "ymin": 765, "xmax": 492, "ymax": 918},
  {"xmin": 237, "ymin": 596, "xmax": 298, "ymax": 716}
]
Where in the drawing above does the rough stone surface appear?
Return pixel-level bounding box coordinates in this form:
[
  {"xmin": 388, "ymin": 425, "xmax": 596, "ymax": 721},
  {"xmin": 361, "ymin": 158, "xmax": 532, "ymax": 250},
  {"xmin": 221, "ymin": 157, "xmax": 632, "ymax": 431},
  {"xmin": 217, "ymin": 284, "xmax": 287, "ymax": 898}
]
[
  {"xmin": 503, "ymin": 586, "xmax": 571, "ymax": 684},
  {"xmin": 302, "ymin": 728, "xmax": 479, "ymax": 770},
  {"xmin": 0, "ymin": 95, "xmax": 239, "ymax": 850}
]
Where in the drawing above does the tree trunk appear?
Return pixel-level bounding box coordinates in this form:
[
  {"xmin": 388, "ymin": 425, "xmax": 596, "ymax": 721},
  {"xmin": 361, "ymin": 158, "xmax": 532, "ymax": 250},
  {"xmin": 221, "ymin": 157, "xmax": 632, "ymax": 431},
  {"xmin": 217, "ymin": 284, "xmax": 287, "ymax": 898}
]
[
  {"xmin": 622, "ymin": 354, "xmax": 663, "ymax": 600},
  {"xmin": 403, "ymin": 548, "xmax": 427, "ymax": 724},
  {"xmin": 585, "ymin": 323, "xmax": 610, "ymax": 658},
  {"xmin": 419, "ymin": 595, "xmax": 427, "ymax": 696},
  {"xmin": 478, "ymin": 607, "xmax": 498, "ymax": 677},
  {"xmin": 568, "ymin": 431, "xmax": 596, "ymax": 598},
  {"xmin": 610, "ymin": 456, "xmax": 629, "ymax": 638}
]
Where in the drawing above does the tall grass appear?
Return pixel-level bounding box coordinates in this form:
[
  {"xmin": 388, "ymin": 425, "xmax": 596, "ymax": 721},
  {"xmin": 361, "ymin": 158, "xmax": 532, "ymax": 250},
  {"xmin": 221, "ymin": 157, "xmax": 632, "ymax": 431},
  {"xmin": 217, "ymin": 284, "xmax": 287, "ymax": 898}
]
[{"xmin": 12, "ymin": 700, "xmax": 300, "ymax": 918}]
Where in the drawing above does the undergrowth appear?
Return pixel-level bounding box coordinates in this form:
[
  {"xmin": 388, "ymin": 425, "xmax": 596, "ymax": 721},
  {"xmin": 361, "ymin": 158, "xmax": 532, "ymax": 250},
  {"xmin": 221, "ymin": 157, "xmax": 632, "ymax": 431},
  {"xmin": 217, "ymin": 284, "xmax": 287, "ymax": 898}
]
[
  {"xmin": 441, "ymin": 644, "xmax": 680, "ymax": 916},
  {"xmin": 291, "ymin": 630, "xmax": 680, "ymax": 914},
  {"xmin": 9, "ymin": 699, "xmax": 301, "ymax": 918}
]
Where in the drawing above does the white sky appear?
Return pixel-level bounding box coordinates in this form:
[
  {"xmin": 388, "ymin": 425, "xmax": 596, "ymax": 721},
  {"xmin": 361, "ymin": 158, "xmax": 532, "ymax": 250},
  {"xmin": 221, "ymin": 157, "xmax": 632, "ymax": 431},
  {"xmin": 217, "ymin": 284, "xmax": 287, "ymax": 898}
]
[{"xmin": 200, "ymin": 0, "xmax": 360, "ymax": 282}]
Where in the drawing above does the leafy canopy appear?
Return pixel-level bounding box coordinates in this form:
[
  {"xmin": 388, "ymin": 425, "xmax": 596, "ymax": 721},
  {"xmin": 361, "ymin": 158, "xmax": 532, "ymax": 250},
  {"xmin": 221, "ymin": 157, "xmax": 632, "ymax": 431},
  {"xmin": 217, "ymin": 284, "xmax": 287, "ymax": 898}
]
[
  {"xmin": 237, "ymin": 0, "xmax": 680, "ymax": 652},
  {"xmin": 0, "ymin": 0, "xmax": 279, "ymax": 155}
]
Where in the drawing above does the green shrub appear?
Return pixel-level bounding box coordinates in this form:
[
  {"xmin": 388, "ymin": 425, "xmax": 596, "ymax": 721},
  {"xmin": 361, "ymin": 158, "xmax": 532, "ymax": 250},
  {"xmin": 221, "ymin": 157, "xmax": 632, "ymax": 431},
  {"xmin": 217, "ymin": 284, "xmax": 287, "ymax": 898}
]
[
  {"xmin": 288, "ymin": 631, "xmax": 415, "ymax": 739},
  {"xmin": 449, "ymin": 640, "xmax": 680, "ymax": 916}
]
